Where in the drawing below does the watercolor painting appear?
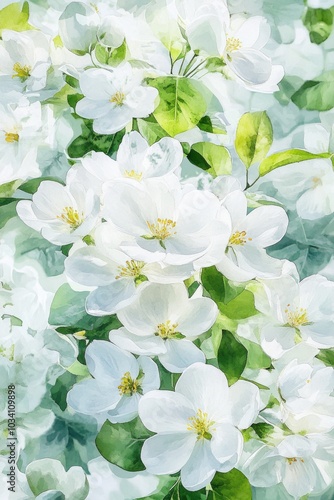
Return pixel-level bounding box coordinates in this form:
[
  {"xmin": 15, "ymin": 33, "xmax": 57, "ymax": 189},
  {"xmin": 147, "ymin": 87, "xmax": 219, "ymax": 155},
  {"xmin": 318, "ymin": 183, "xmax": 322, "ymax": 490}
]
[{"xmin": 1, "ymin": 0, "xmax": 334, "ymax": 498}]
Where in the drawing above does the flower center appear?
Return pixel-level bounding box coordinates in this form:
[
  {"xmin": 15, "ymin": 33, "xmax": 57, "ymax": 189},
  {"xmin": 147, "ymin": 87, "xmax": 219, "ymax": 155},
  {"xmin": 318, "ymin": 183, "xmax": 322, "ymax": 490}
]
[
  {"xmin": 229, "ymin": 230, "xmax": 252, "ymax": 246},
  {"xmin": 118, "ymin": 371, "xmax": 141, "ymax": 396},
  {"xmin": 285, "ymin": 305, "xmax": 309, "ymax": 328},
  {"xmin": 115, "ymin": 260, "xmax": 145, "ymax": 280},
  {"xmin": 12, "ymin": 62, "xmax": 31, "ymax": 80},
  {"xmin": 5, "ymin": 132, "xmax": 19, "ymax": 143},
  {"xmin": 0, "ymin": 344, "xmax": 14, "ymax": 361},
  {"xmin": 312, "ymin": 177, "xmax": 322, "ymax": 188},
  {"xmin": 124, "ymin": 169, "xmax": 143, "ymax": 181},
  {"xmin": 226, "ymin": 37, "xmax": 242, "ymax": 53},
  {"xmin": 187, "ymin": 409, "xmax": 216, "ymax": 440},
  {"xmin": 287, "ymin": 457, "xmax": 304, "ymax": 465},
  {"xmin": 155, "ymin": 320, "xmax": 179, "ymax": 340},
  {"xmin": 110, "ymin": 91, "xmax": 126, "ymax": 106},
  {"xmin": 57, "ymin": 207, "xmax": 84, "ymax": 229},
  {"xmin": 147, "ymin": 218, "xmax": 177, "ymax": 240}
]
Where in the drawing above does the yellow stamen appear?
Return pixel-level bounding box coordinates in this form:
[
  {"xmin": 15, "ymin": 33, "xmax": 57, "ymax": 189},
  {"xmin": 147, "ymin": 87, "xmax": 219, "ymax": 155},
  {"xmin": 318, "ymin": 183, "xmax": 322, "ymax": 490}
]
[
  {"xmin": 155, "ymin": 320, "xmax": 179, "ymax": 340},
  {"xmin": 124, "ymin": 169, "xmax": 143, "ymax": 181},
  {"xmin": 147, "ymin": 218, "xmax": 177, "ymax": 240},
  {"xmin": 115, "ymin": 260, "xmax": 145, "ymax": 280},
  {"xmin": 0, "ymin": 344, "xmax": 14, "ymax": 361},
  {"xmin": 12, "ymin": 62, "xmax": 31, "ymax": 80},
  {"xmin": 312, "ymin": 177, "xmax": 321, "ymax": 188},
  {"xmin": 5, "ymin": 132, "xmax": 19, "ymax": 143},
  {"xmin": 118, "ymin": 371, "xmax": 141, "ymax": 396},
  {"xmin": 284, "ymin": 306, "xmax": 309, "ymax": 328},
  {"xmin": 57, "ymin": 207, "xmax": 84, "ymax": 229},
  {"xmin": 226, "ymin": 37, "xmax": 242, "ymax": 53},
  {"xmin": 110, "ymin": 91, "xmax": 126, "ymax": 106},
  {"xmin": 229, "ymin": 230, "xmax": 252, "ymax": 246},
  {"xmin": 187, "ymin": 409, "xmax": 216, "ymax": 440},
  {"xmin": 287, "ymin": 457, "xmax": 304, "ymax": 465}
]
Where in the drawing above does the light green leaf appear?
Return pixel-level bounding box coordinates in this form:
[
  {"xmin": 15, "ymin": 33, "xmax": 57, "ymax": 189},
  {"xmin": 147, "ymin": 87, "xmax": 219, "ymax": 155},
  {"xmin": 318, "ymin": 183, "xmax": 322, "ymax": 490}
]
[
  {"xmin": 304, "ymin": 7, "xmax": 334, "ymax": 45},
  {"xmin": 216, "ymin": 331, "xmax": 247, "ymax": 385},
  {"xmin": 0, "ymin": 179, "xmax": 22, "ymax": 198},
  {"xmin": 197, "ymin": 116, "xmax": 226, "ymax": 135},
  {"xmin": 148, "ymin": 76, "xmax": 207, "ymax": 137},
  {"xmin": 242, "ymin": 339, "xmax": 272, "ymax": 370},
  {"xmin": 316, "ymin": 348, "xmax": 334, "ymax": 366},
  {"xmin": 188, "ymin": 142, "xmax": 232, "ymax": 176},
  {"xmin": 68, "ymin": 120, "xmax": 125, "ymax": 158},
  {"xmin": 137, "ymin": 115, "xmax": 168, "ymax": 145},
  {"xmin": 201, "ymin": 266, "xmax": 245, "ymax": 307},
  {"xmin": 0, "ymin": 2, "xmax": 33, "ymax": 35},
  {"xmin": 208, "ymin": 469, "xmax": 252, "ymax": 500},
  {"xmin": 95, "ymin": 417, "xmax": 153, "ymax": 472},
  {"xmin": 95, "ymin": 40, "xmax": 127, "ymax": 66},
  {"xmin": 26, "ymin": 459, "xmax": 89, "ymax": 500},
  {"xmin": 291, "ymin": 71, "xmax": 334, "ymax": 111},
  {"xmin": 235, "ymin": 111, "xmax": 273, "ymax": 168},
  {"xmin": 259, "ymin": 149, "xmax": 332, "ymax": 176}
]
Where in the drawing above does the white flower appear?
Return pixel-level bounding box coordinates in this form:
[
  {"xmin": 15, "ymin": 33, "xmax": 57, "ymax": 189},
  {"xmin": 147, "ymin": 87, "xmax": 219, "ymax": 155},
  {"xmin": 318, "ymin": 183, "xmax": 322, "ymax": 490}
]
[
  {"xmin": 65, "ymin": 222, "xmax": 194, "ymax": 315},
  {"xmin": 76, "ymin": 64, "xmax": 158, "ymax": 134},
  {"xmin": 138, "ymin": 363, "xmax": 260, "ymax": 491},
  {"xmin": 244, "ymin": 435, "xmax": 332, "ymax": 498},
  {"xmin": 59, "ymin": 2, "xmax": 100, "ymax": 53},
  {"xmin": 111, "ymin": 282, "xmax": 217, "ymax": 372},
  {"xmin": 258, "ymin": 274, "xmax": 334, "ymax": 358},
  {"xmin": 270, "ymin": 160, "xmax": 334, "ymax": 220},
  {"xmin": 67, "ymin": 341, "xmax": 160, "ymax": 423},
  {"xmin": 87, "ymin": 458, "xmax": 159, "ymax": 500},
  {"xmin": 17, "ymin": 180, "xmax": 100, "ymax": 246},
  {"xmin": 216, "ymin": 190, "xmax": 288, "ymax": 281},
  {"xmin": 103, "ymin": 177, "xmax": 230, "ymax": 266},
  {"xmin": 0, "ymin": 102, "xmax": 45, "ymax": 184},
  {"xmin": 276, "ymin": 359, "xmax": 334, "ymax": 434},
  {"xmin": 0, "ymin": 30, "xmax": 51, "ymax": 94},
  {"xmin": 68, "ymin": 131, "xmax": 183, "ymax": 190}
]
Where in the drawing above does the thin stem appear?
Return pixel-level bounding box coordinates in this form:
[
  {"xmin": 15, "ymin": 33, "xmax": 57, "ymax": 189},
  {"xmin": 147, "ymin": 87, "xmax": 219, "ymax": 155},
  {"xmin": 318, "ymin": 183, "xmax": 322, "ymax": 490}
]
[
  {"xmin": 246, "ymin": 175, "xmax": 260, "ymax": 189},
  {"xmin": 182, "ymin": 54, "xmax": 197, "ymax": 76},
  {"xmin": 178, "ymin": 54, "xmax": 187, "ymax": 75},
  {"xmin": 185, "ymin": 59, "xmax": 206, "ymax": 78}
]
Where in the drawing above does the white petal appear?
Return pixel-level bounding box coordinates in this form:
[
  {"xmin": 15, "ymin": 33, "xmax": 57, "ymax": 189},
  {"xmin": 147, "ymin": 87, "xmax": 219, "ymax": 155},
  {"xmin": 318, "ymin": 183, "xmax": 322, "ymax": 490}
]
[
  {"xmin": 175, "ymin": 363, "xmax": 228, "ymax": 420},
  {"xmin": 211, "ymin": 423, "xmax": 243, "ymax": 467},
  {"xmin": 86, "ymin": 280, "xmax": 136, "ymax": 316},
  {"xmin": 177, "ymin": 297, "xmax": 218, "ymax": 337},
  {"xmin": 67, "ymin": 378, "xmax": 120, "ymax": 414},
  {"xmin": 85, "ymin": 340, "xmax": 138, "ymax": 381},
  {"xmin": 110, "ymin": 327, "xmax": 166, "ymax": 356},
  {"xmin": 228, "ymin": 380, "xmax": 261, "ymax": 429},
  {"xmin": 143, "ymin": 138, "xmax": 183, "ymax": 178},
  {"xmin": 228, "ymin": 49, "xmax": 272, "ymax": 85},
  {"xmin": 159, "ymin": 339, "xmax": 205, "ymax": 373},
  {"xmin": 241, "ymin": 206, "xmax": 288, "ymax": 248},
  {"xmin": 141, "ymin": 433, "xmax": 196, "ymax": 475},
  {"xmin": 138, "ymin": 390, "xmax": 194, "ymax": 433},
  {"xmin": 181, "ymin": 439, "xmax": 220, "ymax": 491}
]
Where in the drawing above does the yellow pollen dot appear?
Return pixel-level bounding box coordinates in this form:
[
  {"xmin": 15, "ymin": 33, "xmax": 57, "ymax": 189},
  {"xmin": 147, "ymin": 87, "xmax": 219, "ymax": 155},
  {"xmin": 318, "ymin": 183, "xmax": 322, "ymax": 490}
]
[
  {"xmin": 187, "ymin": 409, "xmax": 216, "ymax": 440},
  {"xmin": 287, "ymin": 457, "xmax": 304, "ymax": 465},
  {"xmin": 110, "ymin": 91, "xmax": 126, "ymax": 106},
  {"xmin": 12, "ymin": 62, "xmax": 31, "ymax": 80},
  {"xmin": 73, "ymin": 330, "xmax": 86, "ymax": 340},
  {"xmin": 226, "ymin": 37, "xmax": 242, "ymax": 53},
  {"xmin": 312, "ymin": 177, "xmax": 321, "ymax": 188},
  {"xmin": 306, "ymin": 379, "xmax": 311, "ymax": 384},
  {"xmin": 147, "ymin": 218, "xmax": 177, "ymax": 240},
  {"xmin": 229, "ymin": 230, "xmax": 247, "ymax": 246},
  {"xmin": 0, "ymin": 344, "xmax": 14, "ymax": 361},
  {"xmin": 124, "ymin": 169, "xmax": 143, "ymax": 181},
  {"xmin": 285, "ymin": 305, "xmax": 309, "ymax": 328},
  {"xmin": 57, "ymin": 207, "xmax": 84, "ymax": 229},
  {"xmin": 115, "ymin": 260, "xmax": 145, "ymax": 280},
  {"xmin": 155, "ymin": 320, "xmax": 179, "ymax": 340},
  {"xmin": 118, "ymin": 371, "xmax": 141, "ymax": 396},
  {"xmin": 90, "ymin": 2, "xmax": 99, "ymax": 12},
  {"xmin": 5, "ymin": 132, "xmax": 19, "ymax": 143}
]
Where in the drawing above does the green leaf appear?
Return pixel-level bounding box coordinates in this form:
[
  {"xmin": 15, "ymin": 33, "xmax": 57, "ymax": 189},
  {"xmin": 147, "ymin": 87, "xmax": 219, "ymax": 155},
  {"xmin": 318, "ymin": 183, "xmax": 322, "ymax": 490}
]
[
  {"xmin": 51, "ymin": 372, "xmax": 78, "ymax": 411},
  {"xmin": 148, "ymin": 76, "xmax": 207, "ymax": 137},
  {"xmin": 0, "ymin": 2, "xmax": 33, "ymax": 35},
  {"xmin": 217, "ymin": 331, "xmax": 247, "ymax": 385},
  {"xmin": 188, "ymin": 142, "xmax": 232, "ymax": 176},
  {"xmin": 259, "ymin": 149, "xmax": 332, "ymax": 176},
  {"xmin": 209, "ymin": 469, "xmax": 252, "ymax": 500},
  {"xmin": 235, "ymin": 111, "xmax": 273, "ymax": 168},
  {"xmin": 252, "ymin": 422, "xmax": 274, "ymax": 440},
  {"xmin": 67, "ymin": 120, "xmax": 125, "ymax": 158},
  {"xmin": 201, "ymin": 267, "xmax": 244, "ymax": 306},
  {"xmin": 137, "ymin": 115, "xmax": 168, "ymax": 145},
  {"xmin": 205, "ymin": 57, "xmax": 227, "ymax": 75},
  {"xmin": 95, "ymin": 417, "xmax": 153, "ymax": 472},
  {"xmin": 145, "ymin": 477, "xmax": 180, "ymax": 500},
  {"xmin": 95, "ymin": 40, "xmax": 127, "ymax": 66},
  {"xmin": 316, "ymin": 348, "xmax": 334, "ymax": 366},
  {"xmin": 243, "ymin": 340, "xmax": 272, "ymax": 370},
  {"xmin": 163, "ymin": 481, "xmax": 206, "ymax": 500},
  {"xmin": 0, "ymin": 200, "xmax": 19, "ymax": 229},
  {"xmin": 197, "ymin": 116, "xmax": 226, "ymax": 135},
  {"xmin": 0, "ymin": 179, "xmax": 22, "ymax": 198},
  {"xmin": 291, "ymin": 71, "xmax": 334, "ymax": 111},
  {"xmin": 304, "ymin": 7, "xmax": 333, "ymax": 44}
]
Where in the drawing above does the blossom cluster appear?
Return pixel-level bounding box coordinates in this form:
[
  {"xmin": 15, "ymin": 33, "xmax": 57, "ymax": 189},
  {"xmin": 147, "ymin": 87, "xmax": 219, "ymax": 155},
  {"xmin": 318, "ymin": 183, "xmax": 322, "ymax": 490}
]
[{"xmin": 0, "ymin": 0, "xmax": 334, "ymax": 499}]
